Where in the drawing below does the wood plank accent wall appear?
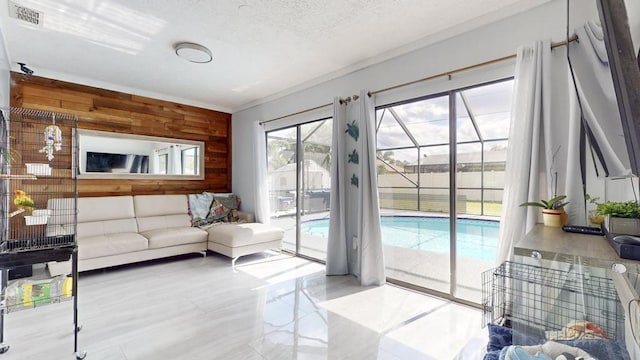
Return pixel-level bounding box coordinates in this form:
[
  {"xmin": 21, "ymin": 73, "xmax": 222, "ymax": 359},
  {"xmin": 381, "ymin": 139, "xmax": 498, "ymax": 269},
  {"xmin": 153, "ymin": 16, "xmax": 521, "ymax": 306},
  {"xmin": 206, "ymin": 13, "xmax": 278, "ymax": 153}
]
[{"xmin": 10, "ymin": 72, "xmax": 232, "ymax": 197}]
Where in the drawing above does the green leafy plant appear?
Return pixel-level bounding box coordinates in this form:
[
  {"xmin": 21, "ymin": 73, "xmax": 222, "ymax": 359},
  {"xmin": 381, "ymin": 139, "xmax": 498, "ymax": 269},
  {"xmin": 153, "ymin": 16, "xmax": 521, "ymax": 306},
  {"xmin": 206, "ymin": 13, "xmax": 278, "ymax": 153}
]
[
  {"xmin": 0, "ymin": 135, "xmax": 21, "ymax": 165},
  {"xmin": 520, "ymin": 195, "xmax": 569, "ymax": 210},
  {"xmin": 596, "ymin": 201, "xmax": 640, "ymax": 218},
  {"xmin": 585, "ymin": 194, "xmax": 600, "ymax": 205}
]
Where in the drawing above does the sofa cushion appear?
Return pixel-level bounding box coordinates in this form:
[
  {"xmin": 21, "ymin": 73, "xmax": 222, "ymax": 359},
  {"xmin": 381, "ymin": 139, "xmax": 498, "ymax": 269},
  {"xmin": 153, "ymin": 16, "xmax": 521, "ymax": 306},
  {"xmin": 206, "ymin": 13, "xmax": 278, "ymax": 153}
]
[
  {"xmin": 46, "ymin": 224, "xmax": 74, "ymax": 237},
  {"xmin": 134, "ymin": 195, "xmax": 189, "ymax": 217},
  {"xmin": 47, "ymin": 198, "xmax": 75, "ymax": 226},
  {"xmin": 47, "ymin": 196, "xmax": 138, "ymax": 236},
  {"xmin": 77, "ymin": 218, "xmax": 139, "ymax": 238},
  {"xmin": 141, "ymin": 227, "xmax": 207, "ymax": 249},
  {"xmin": 208, "ymin": 223, "xmax": 284, "ymax": 247},
  {"xmin": 137, "ymin": 214, "xmax": 191, "ymax": 233},
  {"xmin": 134, "ymin": 195, "xmax": 192, "ymax": 232},
  {"xmin": 78, "ymin": 196, "xmax": 135, "ymax": 223},
  {"xmin": 79, "ymin": 232, "xmax": 148, "ymax": 260}
]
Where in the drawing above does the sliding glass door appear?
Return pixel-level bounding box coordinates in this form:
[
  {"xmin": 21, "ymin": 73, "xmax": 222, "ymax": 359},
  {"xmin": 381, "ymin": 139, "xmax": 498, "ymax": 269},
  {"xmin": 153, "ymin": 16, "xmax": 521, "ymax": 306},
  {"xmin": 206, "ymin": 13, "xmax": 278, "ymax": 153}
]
[
  {"xmin": 266, "ymin": 118, "xmax": 332, "ymax": 261},
  {"xmin": 377, "ymin": 94, "xmax": 452, "ymax": 294},
  {"xmin": 376, "ymin": 79, "xmax": 513, "ymax": 304},
  {"xmin": 267, "ymin": 127, "xmax": 297, "ymax": 253},
  {"xmin": 453, "ymin": 81, "xmax": 512, "ymax": 303}
]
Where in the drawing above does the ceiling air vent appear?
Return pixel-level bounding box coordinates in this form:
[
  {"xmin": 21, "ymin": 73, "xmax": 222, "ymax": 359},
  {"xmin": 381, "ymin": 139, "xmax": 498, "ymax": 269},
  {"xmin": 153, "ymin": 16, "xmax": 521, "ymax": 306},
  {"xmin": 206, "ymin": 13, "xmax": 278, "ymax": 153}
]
[{"xmin": 8, "ymin": 1, "xmax": 43, "ymax": 27}]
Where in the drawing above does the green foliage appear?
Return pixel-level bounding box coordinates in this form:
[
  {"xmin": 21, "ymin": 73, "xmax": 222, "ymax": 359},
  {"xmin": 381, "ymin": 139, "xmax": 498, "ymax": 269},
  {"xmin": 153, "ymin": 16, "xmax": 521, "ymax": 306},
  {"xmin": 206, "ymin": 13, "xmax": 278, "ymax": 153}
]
[
  {"xmin": 585, "ymin": 194, "xmax": 600, "ymax": 205},
  {"xmin": 267, "ymin": 139, "xmax": 294, "ymax": 171},
  {"xmin": 596, "ymin": 201, "xmax": 640, "ymax": 218},
  {"xmin": 1, "ymin": 136, "xmax": 21, "ymax": 165},
  {"xmin": 519, "ymin": 195, "xmax": 568, "ymax": 210}
]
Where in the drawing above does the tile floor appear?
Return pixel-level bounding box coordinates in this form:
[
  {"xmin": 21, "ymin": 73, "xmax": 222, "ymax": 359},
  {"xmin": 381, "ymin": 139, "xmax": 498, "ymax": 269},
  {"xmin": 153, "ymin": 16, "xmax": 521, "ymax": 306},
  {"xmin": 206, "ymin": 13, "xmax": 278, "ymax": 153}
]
[{"xmin": 0, "ymin": 252, "xmax": 482, "ymax": 359}]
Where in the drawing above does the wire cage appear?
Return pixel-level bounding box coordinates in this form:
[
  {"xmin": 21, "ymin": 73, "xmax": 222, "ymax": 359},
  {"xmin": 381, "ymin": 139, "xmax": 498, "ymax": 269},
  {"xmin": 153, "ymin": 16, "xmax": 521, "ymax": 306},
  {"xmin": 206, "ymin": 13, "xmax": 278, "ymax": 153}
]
[
  {"xmin": 0, "ymin": 107, "xmax": 84, "ymax": 358},
  {"xmin": 482, "ymin": 261, "xmax": 625, "ymax": 343},
  {"xmin": 0, "ymin": 107, "xmax": 77, "ymax": 260}
]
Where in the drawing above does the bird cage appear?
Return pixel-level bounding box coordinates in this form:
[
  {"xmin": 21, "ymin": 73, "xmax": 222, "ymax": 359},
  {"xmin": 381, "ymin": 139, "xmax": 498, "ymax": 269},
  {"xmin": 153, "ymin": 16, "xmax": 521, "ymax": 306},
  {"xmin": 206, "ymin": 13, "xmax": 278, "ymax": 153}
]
[
  {"xmin": 0, "ymin": 107, "xmax": 84, "ymax": 359},
  {"xmin": 0, "ymin": 107, "xmax": 77, "ymax": 255}
]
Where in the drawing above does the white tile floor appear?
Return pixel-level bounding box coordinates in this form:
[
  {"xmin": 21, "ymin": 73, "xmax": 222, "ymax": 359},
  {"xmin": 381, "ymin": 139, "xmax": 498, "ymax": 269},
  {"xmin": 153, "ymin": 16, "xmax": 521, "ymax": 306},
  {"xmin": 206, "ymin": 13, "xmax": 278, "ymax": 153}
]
[{"xmin": 0, "ymin": 252, "xmax": 482, "ymax": 359}]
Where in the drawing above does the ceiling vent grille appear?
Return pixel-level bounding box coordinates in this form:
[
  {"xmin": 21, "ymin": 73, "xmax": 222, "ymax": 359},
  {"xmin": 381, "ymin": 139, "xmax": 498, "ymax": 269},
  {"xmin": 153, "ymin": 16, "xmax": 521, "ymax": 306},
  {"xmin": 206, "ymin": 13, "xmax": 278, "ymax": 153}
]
[{"xmin": 8, "ymin": 1, "xmax": 43, "ymax": 27}]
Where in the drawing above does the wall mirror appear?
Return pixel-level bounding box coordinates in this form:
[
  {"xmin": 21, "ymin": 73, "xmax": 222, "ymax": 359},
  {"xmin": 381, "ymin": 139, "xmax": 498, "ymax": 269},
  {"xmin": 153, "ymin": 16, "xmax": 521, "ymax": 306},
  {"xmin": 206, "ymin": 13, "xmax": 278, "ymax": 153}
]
[{"xmin": 77, "ymin": 129, "xmax": 204, "ymax": 180}]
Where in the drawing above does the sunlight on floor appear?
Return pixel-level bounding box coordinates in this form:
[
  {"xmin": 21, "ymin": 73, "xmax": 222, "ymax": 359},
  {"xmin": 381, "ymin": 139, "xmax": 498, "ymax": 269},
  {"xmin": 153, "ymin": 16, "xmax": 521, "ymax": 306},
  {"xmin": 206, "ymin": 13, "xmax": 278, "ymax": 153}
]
[
  {"xmin": 319, "ymin": 285, "xmax": 448, "ymax": 333},
  {"xmin": 237, "ymin": 252, "xmax": 326, "ymax": 285}
]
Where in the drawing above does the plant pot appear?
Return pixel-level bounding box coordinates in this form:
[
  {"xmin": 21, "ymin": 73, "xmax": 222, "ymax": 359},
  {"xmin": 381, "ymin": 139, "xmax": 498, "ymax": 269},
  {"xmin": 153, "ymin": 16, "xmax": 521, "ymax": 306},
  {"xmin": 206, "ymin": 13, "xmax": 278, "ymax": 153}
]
[
  {"xmin": 605, "ymin": 216, "xmax": 640, "ymax": 235},
  {"xmin": 588, "ymin": 210, "xmax": 604, "ymax": 226},
  {"xmin": 542, "ymin": 209, "xmax": 567, "ymax": 227}
]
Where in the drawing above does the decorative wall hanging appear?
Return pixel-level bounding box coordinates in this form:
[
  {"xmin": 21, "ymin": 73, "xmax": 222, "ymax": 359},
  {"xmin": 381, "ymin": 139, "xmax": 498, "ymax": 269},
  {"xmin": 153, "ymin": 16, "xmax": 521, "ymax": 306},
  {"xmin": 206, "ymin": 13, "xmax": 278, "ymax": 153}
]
[
  {"xmin": 39, "ymin": 123, "xmax": 62, "ymax": 161},
  {"xmin": 345, "ymin": 120, "xmax": 359, "ymax": 141},
  {"xmin": 350, "ymin": 174, "xmax": 359, "ymax": 187},
  {"xmin": 348, "ymin": 149, "xmax": 359, "ymax": 164}
]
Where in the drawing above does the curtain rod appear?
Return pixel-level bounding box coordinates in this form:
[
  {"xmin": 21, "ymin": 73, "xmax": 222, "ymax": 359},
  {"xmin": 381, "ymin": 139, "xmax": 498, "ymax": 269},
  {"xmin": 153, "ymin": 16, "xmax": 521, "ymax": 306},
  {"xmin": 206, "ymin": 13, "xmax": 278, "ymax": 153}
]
[
  {"xmin": 369, "ymin": 34, "xmax": 578, "ymax": 96},
  {"xmin": 259, "ymin": 34, "xmax": 578, "ymax": 125},
  {"xmin": 259, "ymin": 102, "xmax": 333, "ymax": 125}
]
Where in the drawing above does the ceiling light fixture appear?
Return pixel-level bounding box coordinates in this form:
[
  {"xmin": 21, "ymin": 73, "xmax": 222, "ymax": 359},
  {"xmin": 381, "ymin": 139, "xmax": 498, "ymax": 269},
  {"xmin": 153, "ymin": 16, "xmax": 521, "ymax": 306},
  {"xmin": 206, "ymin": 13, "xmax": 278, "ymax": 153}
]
[{"xmin": 174, "ymin": 42, "xmax": 212, "ymax": 63}]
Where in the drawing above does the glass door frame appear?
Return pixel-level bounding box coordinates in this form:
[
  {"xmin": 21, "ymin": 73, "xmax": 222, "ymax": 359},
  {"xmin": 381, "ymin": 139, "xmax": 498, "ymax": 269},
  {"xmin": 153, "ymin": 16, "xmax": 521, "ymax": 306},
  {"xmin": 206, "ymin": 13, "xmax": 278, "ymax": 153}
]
[
  {"xmin": 265, "ymin": 117, "xmax": 332, "ymax": 262},
  {"xmin": 376, "ymin": 77, "xmax": 513, "ymax": 307}
]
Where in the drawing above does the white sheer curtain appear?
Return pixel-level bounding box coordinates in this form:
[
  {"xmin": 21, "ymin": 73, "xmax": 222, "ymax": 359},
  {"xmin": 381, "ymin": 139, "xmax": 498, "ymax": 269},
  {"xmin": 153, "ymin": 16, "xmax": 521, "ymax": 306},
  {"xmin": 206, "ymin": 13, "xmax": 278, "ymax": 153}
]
[
  {"xmin": 357, "ymin": 90, "xmax": 385, "ymax": 286},
  {"xmin": 326, "ymin": 92, "xmax": 385, "ymax": 286},
  {"xmin": 170, "ymin": 145, "xmax": 182, "ymax": 174},
  {"xmin": 327, "ymin": 97, "xmax": 349, "ymax": 275},
  {"xmin": 497, "ymin": 41, "xmax": 551, "ymax": 263},
  {"xmin": 252, "ymin": 121, "xmax": 270, "ymax": 224},
  {"xmin": 496, "ymin": 34, "xmax": 616, "ymax": 261},
  {"xmin": 571, "ymin": 21, "xmax": 629, "ymax": 178}
]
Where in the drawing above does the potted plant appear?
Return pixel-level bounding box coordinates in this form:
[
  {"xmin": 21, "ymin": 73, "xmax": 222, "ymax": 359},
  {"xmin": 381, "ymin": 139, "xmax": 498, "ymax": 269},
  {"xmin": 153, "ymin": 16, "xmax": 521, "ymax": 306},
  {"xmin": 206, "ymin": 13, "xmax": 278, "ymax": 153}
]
[
  {"xmin": 597, "ymin": 200, "xmax": 640, "ymax": 235},
  {"xmin": 585, "ymin": 194, "xmax": 604, "ymax": 226},
  {"xmin": 520, "ymin": 195, "xmax": 569, "ymax": 227}
]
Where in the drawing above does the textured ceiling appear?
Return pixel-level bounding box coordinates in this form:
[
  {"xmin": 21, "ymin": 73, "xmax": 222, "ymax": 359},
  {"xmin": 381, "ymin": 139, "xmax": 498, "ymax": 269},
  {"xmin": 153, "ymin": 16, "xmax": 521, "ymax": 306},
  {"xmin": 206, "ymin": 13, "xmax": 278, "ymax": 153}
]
[{"xmin": 0, "ymin": 0, "xmax": 549, "ymax": 112}]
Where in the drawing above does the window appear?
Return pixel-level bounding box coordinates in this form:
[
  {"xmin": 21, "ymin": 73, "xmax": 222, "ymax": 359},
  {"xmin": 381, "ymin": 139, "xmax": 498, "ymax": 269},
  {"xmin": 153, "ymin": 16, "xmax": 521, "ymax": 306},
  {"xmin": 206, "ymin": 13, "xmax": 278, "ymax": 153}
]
[
  {"xmin": 181, "ymin": 146, "xmax": 199, "ymax": 175},
  {"xmin": 376, "ymin": 79, "xmax": 513, "ymax": 216},
  {"xmin": 375, "ymin": 78, "xmax": 514, "ymax": 304},
  {"xmin": 266, "ymin": 118, "xmax": 333, "ymax": 260},
  {"xmin": 158, "ymin": 153, "xmax": 168, "ymax": 174}
]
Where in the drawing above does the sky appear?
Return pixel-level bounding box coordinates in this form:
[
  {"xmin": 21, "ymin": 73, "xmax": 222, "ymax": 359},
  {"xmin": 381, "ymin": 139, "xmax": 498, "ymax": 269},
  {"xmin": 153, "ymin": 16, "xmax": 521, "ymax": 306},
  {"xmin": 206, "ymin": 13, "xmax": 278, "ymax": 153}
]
[
  {"xmin": 377, "ymin": 79, "xmax": 513, "ymax": 163},
  {"xmin": 266, "ymin": 78, "xmax": 514, "ymax": 166}
]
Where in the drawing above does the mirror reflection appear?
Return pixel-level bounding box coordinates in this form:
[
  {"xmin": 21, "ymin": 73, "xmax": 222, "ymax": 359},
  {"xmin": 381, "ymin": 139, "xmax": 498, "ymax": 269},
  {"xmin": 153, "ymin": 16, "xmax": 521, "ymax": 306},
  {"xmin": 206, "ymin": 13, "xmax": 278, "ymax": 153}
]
[{"xmin": 77, "ymin": 129, "xmax": 204, "ymax": 179}]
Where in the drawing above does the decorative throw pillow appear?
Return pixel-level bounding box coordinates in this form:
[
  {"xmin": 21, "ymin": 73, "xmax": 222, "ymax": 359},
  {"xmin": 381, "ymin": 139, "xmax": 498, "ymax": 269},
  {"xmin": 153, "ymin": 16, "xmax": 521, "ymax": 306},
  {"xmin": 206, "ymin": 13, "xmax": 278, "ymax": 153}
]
[
  {"xmin": 208, "ymin": 199, "xmax": 230, "ymax": 219},
  {"xmin": 487, "ymin": 323, "xmax": 513, "ymax": 352},
  {"xmin": 187, "ymin": 193, "xmax": 214, "ymax": 225},
  {"xmin": 187, "ymin": 193, "xmax": 242, "ymax": 227},
  {"xmin": 212, "ymin": 194, "xmax": 239, "ymax": 211}
]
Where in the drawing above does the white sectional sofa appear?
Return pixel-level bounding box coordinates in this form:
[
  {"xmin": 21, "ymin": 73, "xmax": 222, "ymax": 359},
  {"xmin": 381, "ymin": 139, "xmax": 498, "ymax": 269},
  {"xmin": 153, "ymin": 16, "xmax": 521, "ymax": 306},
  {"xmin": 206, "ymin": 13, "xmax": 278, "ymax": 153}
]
[
  {"xmin": 46, "ymin": 194, "xmax": 283, "ymax": 276},
  {"xmin": 208, "ymin": 223, "xmax": 285, "ymax": 268}
]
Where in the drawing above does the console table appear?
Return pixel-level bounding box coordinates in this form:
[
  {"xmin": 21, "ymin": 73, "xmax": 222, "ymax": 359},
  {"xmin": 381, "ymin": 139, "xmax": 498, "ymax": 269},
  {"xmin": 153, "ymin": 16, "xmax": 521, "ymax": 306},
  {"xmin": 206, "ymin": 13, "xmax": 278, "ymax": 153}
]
[{"xmin": 514, "ymin": 224, "xmax": 640, "ymax": 272}]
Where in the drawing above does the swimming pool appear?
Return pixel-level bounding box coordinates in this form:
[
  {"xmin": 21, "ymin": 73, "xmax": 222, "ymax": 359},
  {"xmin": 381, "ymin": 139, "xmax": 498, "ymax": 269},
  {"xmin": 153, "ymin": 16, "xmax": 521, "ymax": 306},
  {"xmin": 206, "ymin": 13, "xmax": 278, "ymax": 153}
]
[{"xmin": 301, "ymin": 216, "xmax": 499, "ymax": 262}]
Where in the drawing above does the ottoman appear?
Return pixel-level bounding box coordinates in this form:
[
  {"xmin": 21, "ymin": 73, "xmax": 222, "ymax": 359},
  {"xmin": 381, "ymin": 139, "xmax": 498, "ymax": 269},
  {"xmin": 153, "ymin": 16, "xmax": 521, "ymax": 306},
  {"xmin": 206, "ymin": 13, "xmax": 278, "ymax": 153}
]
[{"xmin": 207, "ymin": 223, "xmax": 284, "ymax": 268}]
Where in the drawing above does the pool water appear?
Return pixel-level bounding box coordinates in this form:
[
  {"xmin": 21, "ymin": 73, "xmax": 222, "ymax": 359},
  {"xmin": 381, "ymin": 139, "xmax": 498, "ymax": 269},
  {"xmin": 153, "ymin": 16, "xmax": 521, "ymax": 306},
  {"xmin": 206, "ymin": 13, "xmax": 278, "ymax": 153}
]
[{"xmin": 301, "ymin": 216, "xmax": 499, "ymax": 262}]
